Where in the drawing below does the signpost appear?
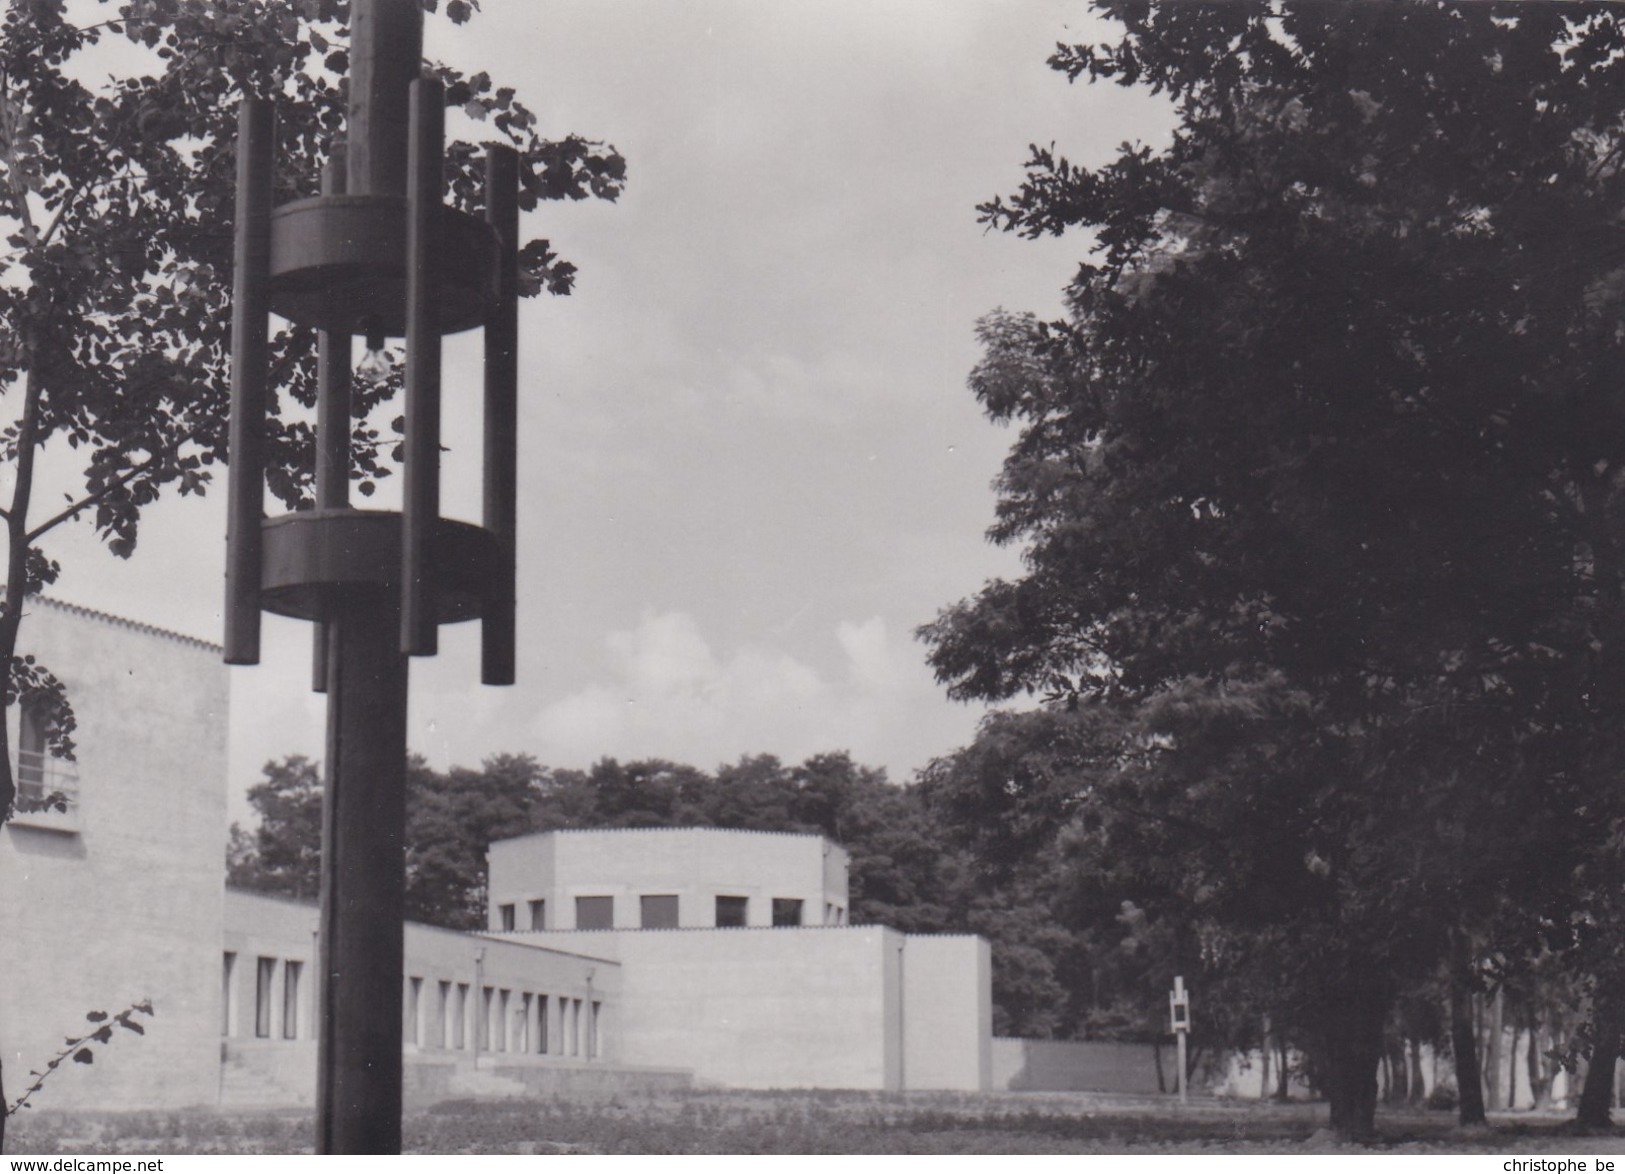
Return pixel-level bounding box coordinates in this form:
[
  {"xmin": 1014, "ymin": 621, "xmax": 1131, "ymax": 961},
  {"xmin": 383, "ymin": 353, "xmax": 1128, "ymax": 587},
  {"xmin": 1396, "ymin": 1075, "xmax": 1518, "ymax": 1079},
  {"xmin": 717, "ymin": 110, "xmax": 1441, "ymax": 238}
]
[
  {"xmin": 224, "ymin": 0, "xmax": 521, "ymax": 1152},
  {"xmin": 1170, "ymin": 975, "xmax": 1191, "ymax": 1104}
]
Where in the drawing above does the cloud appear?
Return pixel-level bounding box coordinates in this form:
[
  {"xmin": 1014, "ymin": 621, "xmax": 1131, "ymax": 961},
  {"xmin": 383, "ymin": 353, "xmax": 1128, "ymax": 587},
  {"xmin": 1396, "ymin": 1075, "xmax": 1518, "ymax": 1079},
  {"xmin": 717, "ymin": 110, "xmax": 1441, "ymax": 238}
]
[{"xmin": 529, "ymin": 609, "xmax": 961, "ymax": 776}]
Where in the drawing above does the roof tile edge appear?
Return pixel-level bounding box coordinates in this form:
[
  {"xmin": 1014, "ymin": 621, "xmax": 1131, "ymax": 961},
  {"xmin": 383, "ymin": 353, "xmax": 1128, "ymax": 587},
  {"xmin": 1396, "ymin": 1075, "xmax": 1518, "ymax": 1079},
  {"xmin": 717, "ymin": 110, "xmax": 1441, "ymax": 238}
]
[{"xmin": 37, "ymin": 595, "xmax": 222, "ymax": 654}]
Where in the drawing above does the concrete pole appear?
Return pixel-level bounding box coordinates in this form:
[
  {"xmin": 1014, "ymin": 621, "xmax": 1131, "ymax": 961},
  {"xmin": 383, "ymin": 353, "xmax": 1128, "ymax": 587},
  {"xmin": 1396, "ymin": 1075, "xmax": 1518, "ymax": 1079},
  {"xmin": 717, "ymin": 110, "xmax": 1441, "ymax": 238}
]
[{"xmin": 315, "ymin": 593, "xmax": 408, "ymax": 1154}]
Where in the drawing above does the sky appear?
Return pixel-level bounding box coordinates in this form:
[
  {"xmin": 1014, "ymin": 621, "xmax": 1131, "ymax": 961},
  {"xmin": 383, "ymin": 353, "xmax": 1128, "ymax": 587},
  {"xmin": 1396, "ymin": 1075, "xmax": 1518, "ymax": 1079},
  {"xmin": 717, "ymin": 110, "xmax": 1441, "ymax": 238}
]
[{"xmin": 36, "ymin": 1, "xmax": 1171, "ymax": 825}]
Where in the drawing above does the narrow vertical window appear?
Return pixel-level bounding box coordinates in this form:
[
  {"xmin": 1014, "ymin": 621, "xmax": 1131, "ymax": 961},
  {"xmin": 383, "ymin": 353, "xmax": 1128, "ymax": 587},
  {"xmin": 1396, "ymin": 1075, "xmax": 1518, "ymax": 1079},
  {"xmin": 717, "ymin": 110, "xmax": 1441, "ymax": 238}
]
[
  {"xmin": 498, "ymin": 903, "xmax": 516, "ymax": 931},
  {"xmin": 16, "ymin": 698, "xmax": 44, "ymax": 806},
  {"xmin": 497, "ymin": 989, "xmax": 510, "ymax": 1052},
  {"xmin": 480, "ymin": 986, "xmax": 494, "ymax": 1050},
  {"xmin": 437, "ymin": 980, "xmax": 452, "ymax": 1048},
  {"xmin": 453, "ymin": 983, "xmax": 469, "ymax": 1050},
  {"xmin": 590, "ymin": 1000, "xmax": 602, "ymax": 1060},
  {"xmin": 255, "ymin": 956, "xmax": 276, "ymax": 1038},
  {"xmin": 536, "ymin": 994, "xmax": 549, "ymax": 1054},
  {"xmin": 283, "ymin": 960, "xmax": 302, "ymax": 1040},
  {"xmin": 404, "ymin": 976, "xmax": 422, "ymax": 1045},
  {"xmin": 528, "ymin": 899, "xmax": 546, "ymax": 931},
  {"xmin": 221, "ymin": 952, "xmax": 237, "ymax": 1037}
]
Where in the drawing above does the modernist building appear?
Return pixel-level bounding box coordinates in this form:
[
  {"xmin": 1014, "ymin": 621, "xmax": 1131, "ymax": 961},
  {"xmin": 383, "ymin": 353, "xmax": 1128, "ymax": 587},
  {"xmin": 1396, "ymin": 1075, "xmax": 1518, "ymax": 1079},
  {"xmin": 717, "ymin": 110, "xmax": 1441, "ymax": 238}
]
[{"xmin": 0, "ymin": 600, "xmax": 991, "ymax": 1112}]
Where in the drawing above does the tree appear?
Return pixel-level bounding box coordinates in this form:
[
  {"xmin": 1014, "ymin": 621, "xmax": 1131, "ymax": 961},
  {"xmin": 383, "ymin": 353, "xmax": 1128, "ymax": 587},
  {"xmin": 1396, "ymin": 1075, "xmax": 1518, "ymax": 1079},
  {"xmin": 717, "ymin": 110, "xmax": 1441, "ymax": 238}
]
[
  {"xmin": 0, "ymin": 0, "xmax": 624, "ymax": 1146},
  {"xmin": 227, "ymin": 754, "xmax": 323, "ymax": 898},
  {"xmin": 922, "ymin": 1, "xmax": 1625, "ymax": 1138}
]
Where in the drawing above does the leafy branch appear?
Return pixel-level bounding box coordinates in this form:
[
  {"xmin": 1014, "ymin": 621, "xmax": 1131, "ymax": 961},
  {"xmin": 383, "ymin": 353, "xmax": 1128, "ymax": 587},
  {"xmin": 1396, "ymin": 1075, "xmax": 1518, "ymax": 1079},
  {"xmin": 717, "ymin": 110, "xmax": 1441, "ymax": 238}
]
[{"xmin": 5, "ymin": 1001, "xmax": 153, "ymax": 1115}]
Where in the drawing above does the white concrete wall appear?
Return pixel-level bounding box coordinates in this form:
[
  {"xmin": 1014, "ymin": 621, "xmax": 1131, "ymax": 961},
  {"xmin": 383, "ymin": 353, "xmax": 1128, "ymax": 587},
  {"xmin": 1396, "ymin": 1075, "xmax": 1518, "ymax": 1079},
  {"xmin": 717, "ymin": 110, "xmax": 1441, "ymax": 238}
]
[
  {"xmin": 488, "ymin": 828, "xmax": 850, "ymax": 931},
  {"xmin": 901, "ymin": 935, "xmax": 991, "ymax": 1091},
  {"xmin": 503, "ymin": 924, "xmax": 991, "ymax": 1092},
  {"xmin": 992, "ymin": 1038, "xmax": 1166, "ymax": 1093},
  {"xmin": 0, "ymin": 599, "xmax": 228, "ymax": 1111}
]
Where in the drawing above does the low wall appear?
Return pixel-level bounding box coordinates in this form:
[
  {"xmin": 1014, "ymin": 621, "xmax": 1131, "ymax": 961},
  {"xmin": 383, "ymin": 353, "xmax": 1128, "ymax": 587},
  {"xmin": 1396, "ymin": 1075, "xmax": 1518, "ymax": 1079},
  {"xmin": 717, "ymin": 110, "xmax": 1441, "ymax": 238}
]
[{"xmin": 993, "ymin": 1038, "xmax": 1165, "ymax": 1094}]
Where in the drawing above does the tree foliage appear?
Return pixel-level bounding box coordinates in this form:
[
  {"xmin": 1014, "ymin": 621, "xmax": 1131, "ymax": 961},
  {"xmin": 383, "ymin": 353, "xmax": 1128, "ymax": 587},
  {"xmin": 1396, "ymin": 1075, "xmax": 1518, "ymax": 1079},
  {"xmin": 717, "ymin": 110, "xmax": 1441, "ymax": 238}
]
[
  {"xmin": 921, "ymin": 0, "xmax": 1625, "ymax": 1137},
  {"xmin": 0, "ymin": 0, "xmax": 624, "ymax": 826}
]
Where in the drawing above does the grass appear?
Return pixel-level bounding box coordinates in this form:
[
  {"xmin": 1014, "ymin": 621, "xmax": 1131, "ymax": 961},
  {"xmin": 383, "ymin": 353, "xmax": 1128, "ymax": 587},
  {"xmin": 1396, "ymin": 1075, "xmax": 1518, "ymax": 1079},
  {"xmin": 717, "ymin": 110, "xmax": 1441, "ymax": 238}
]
[{"xmin": 8, "ymin": 1089, "xmax": 1625, "ymax": 1155}]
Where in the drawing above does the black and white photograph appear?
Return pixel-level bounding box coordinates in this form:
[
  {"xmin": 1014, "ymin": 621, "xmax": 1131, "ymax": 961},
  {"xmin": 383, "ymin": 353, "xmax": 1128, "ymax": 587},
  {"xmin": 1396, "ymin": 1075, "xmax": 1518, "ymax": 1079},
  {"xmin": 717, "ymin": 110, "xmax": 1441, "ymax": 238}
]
[{"xmin": 3, "ymin": 0, "xmax": 1625, "ymax": 1159}]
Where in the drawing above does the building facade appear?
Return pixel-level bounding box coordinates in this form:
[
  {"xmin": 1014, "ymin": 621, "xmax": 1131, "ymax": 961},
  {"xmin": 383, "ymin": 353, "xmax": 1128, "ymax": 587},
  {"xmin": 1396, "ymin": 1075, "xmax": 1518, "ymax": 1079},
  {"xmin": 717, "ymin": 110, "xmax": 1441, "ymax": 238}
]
[
  {"xmin": 2, "ymin": 601, "xmax": 994, "ymax": 1112},
  {"xmin": 0, "ymin": 599, "xmax": 229, "ymax": 1110}
]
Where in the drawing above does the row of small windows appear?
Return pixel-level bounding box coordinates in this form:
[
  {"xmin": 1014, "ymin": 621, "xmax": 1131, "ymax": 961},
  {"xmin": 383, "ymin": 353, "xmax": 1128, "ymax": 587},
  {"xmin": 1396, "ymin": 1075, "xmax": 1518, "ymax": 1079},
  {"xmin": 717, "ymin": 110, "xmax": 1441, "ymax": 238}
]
[
  {"xmin": 497, "ymin": 895, "xmax": 811, "ymax": 931},
  {"xmin": 222, "ymin": 951, "xmax": 303, "ymax": 1040},
  {"xmin": 223, "ymin": 952, "xmax": 603, "ymax": 1060},
  {"xmin": 402, "ymin": 978, "xmax": 600, "ymax": 1059}
]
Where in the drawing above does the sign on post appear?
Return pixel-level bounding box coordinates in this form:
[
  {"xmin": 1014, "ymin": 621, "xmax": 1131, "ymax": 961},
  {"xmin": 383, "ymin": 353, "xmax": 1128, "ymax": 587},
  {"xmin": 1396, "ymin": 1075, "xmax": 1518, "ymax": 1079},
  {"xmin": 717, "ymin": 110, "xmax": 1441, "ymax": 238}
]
[{"xmin": 1169, "ymin": 975, "xmax": 1191, "ymax": 1104}]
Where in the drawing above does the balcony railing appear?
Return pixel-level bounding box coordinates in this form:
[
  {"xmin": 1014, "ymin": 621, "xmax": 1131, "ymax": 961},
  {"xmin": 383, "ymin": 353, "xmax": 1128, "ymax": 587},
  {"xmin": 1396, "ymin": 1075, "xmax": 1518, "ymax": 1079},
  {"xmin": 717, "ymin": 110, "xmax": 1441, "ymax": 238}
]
[{"xmin": 11, "ymin": 748, "xmax": 80, "ymax": 832}]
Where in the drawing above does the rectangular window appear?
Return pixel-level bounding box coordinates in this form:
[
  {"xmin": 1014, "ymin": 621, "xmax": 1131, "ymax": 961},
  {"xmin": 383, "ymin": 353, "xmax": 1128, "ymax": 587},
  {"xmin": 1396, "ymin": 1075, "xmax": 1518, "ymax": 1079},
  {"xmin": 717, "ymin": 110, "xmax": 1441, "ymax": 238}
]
[
  {"xmin": 570, "ymin": 998, "xmax": 582, "ymax": 1056},
  {"xmin": 255, "ymin": 956, "xmax": 276, "ymax": 1039},
  {"xmin": 590, "ymin": 1000, "xmax": 602, "ymax": 1060},
  {"xmin": 453, "ymin": 983, "xmax": 468, "ymax": 1050},
  {"xmin": 536, "ymin": 994, "xmax": 549, "ymax": 1054},
  {"xmin": 529, "ymin": 899, "xmax": 546, "ymax": 931},
  {"xmin": 518, "ymin": 992, "xmax": 531, "ymax": 1054},
  {"xmin": 437, "ymin": 981, "xmax": 452, "ymax": 1048},
  {"xmin": 715, "ymin": 895, "xmax": 748, "ymax": 928},
  {"xmin": 498, "ymin": 903, "xmax": 516, "ymax": 931},
  {"xmin": 640, "ymin": 894, "xmax": 679, "ymax": 929},
  {"xmin": 221, "ymin": 952, "xmax": 236, "ymax": 1037},
  {"xmin": 404, "ymin": 976, "xmax": 422, "ymax": 1045},
  {"xmin": 282, "ymin": 960, "xmax": 302, "ymax": 1040},
  {"xmin": 16, "ymin": 698, "xmax": 44, "ymax": 805},
  {"xmin": 772, "ymin": 898, "xmax": 804, "ymax": 927},
  {"xmin": 575, "ymin": 895, "xmax": 613, "ymax": 930},
  {"xmin": 497, "ymin": 989, "xmax": 510, "ymax": 1052},
  {"xmin": 480, "ymin": 986, "xmax": 494, "ymax": 1050}
]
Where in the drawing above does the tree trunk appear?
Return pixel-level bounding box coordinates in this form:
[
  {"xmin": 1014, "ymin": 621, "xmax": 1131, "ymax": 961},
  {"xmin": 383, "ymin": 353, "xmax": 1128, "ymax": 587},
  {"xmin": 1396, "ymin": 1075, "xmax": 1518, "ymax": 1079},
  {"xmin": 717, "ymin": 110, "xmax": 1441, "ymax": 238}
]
[
  {"xmin": 1277, "ymin": 1035, "xmax": 1291, "ymax": 1101},
  {"xmin": 1450, "ymin": 942, "xmax": 1488, "ymax": 1126},
  {"xmin": 1528, "ymin": 1019, "xmax": 1550, "ymax": 1111},
  {"xmin": 1319, "ymin": 994, "xmax": 1388, "ymax": 1140},
  {"xmin": 1506, "ymin": 1022, "xmax": 1520, "ymax": 1109},
  {"xmin": 1386, "ymin": 1036, "xmax": 1408, "ymax": 1104},
  {"xmin": 1153, "ymin": 1041, "xmax": 1166, "ymax": 1094},
  {"xmin": 1261, "ymin": 1016, "xmax": 1273, "ymax": 1100},
  {"xmin": 1408, "ymin": 1037, "xmax": 1425, "ymax": 1105},
  {"xmin": 1484, "ymin": 988, "xmax": 1503, "ymax": 1111},
  {"xmin": 1577, "ymin": 993, "xmax": 1624, "ymax": 1130}
]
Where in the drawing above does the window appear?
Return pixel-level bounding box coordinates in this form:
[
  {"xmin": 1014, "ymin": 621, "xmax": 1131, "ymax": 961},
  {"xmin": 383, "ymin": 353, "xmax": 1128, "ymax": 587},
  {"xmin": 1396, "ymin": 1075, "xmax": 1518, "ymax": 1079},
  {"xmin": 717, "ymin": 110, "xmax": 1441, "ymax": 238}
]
[
  {"xmin": 12, "ymin": 695, "xmax": 78, "ymax": 829},
  {"xmin": 497, "ymin": 989, "xmax": 510, "ymax": 1052},
  {"xmin": 283, "ymin": 960, "xmax": 302, "ymax": 1040},
  {"xmin": 404, "ymin": 976, "xmax": 422, "ymax": 1045},
  {"xmin": 255, "ymin": 956, "xmax": 276, "ymax": 1038},
  {"xmin": 528, "ymin": 899, "xmax": 546, "ymax": 931},
  {"xmin": 518, "ymin": 992, "xmax": 531, "ymax": 1054},
  {"xmin": 221, "ymin": 952, "xmax": 236, "ymax": 1036},
  {"xmin": 640, "ymin": 894, "xmax": 678, "ymax": 929},
  {"xmin": 16, "ymin": 699, "xmax": 44, "ymax": 804},
  {"xmin": 453, "ymin": 983, "xmax": 468, "ymax": 1050},
  {"xmin": 498, "ymin": 903, "xmax": 516, "ymax": 932},
  {"xmin": 575, "ymin": 895, "xmax": 613, "ymax": 930},
  {"xmin": 772, "ymin": 898, "xmax": 803, "ymax": 927},
  {"xmin": 715, "ymin": 895, "xmax": 748, "ymax": 928},
  {"xmin": 536, "ymin": 994, "xmax": 549, "ymax": 1054},
  {"xmin": 437, "ymin": 981, "xmax": 452, "ymax": 1048},
  {"xmin": 480, "ymin": 987, "xmax": 493, "ymax": 1050},
  {"xmin": 590, "ymin": 1000, "xmax": 602, "ymax": 1061}
]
